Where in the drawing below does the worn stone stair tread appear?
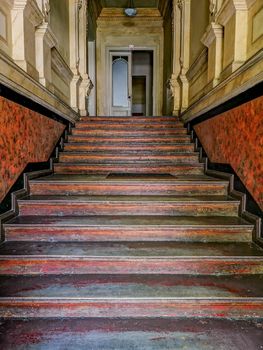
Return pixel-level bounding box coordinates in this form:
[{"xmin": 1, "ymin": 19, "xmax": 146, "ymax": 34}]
[
  {"xmin": 0, "ymin": 241, "xmax": 262, "ymax": 257},
  {"xmin": 1, "ymin": 318, "xmax": 262, "ymax": 350},
  {"xmin": 31, "ymin": 173, "xmax": 226, "ymax": 183},
  {"xmin": 68, "ymin": 136, "xmax": 192, "ymax": 143},
  {"xmin": 5, "ymin": 215, "xmax": 252, "ymax": 227},
  {"xmin": 55, "ymin": 161, "xmax": 204, "ymax": 166},
  {"xmin": 0, "ymin": 274, "xmax": 263, "ymax": 298},
  {"xmin": 62, "ymin": 149, "xmax": 195, "ymax": 155},
  {"xmin": 20, "ymin": 194, "xmax": 238, "ymax": 203}
]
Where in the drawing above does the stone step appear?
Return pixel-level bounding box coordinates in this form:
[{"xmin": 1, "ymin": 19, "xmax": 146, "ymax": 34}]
[
  {"xmin": 29, "ymin": 174, "xmax": 229, "ymax": 196},
  {"xmin": 1, "ymin": 274, "xmax": 262, "ymax": 298},
  {"xmin": 18, "ymin": 195, "xmax": 240, "ymax": 217},
  {"xmin": 0, "ymin": 248, "xmax": 262, "ymax": 275},
  {"xmin": 0, "ymin": 274, "xmax": 262, "ymax": 318},
  {"xmin": 1, "ymin": 297, "xmax": 263, "ymax": 319},
  {"xmin": 72, "ymin": 128, "xmax": 188, "ymax": 136},
  {"xmin": 54, "ymin": 162, "xmax": 205, "ymax": 175},
  {"xmin": 63, "ymin": 143, "xmax": 195, "ymax": 152},
  {"xmin": 68, "ymin": 135, "xmax": 192, "ymax": 143},
  {"xmin": 80, "ymin": 116, "xmax": 180, "ymax": 122},
  {"xmin": 75, "ymin": 122, "xmax": 183, "ymax": 129},
  {"xmin": 58, "ymin": 152, "xmax": 200, "ymax": 164},
  {"xmin": 4, "ymin": 216, "xmax": 253, "ymax": 242},
  {"xmin": 1, "ymin": 318, "xmax": 263, "ymax": 348}
]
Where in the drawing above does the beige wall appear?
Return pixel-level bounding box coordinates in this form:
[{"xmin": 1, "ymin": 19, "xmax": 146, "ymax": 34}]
[
  {"xmin": 0, "ymin": 0, "xmax": 90, "ymax": 121},
  {"xmin": 50, "ymin": 0, "xmax": 70, "ymax": 65},
  {"xmin": 168, "ymin": 0, "xmax": 263, "ymax": 122},
  {"xmin": 96, "ymin": 8, "xmax": 164, "ymax": 116},
  {"xmin": 190, "ymin": 0, "xmax": 209, "ymax": 66}
]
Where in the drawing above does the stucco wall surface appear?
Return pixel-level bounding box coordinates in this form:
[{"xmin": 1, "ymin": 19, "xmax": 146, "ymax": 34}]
[
  {"xmin": 0, "ymin": 96, "xmax": 65, "ymax": 202},
  {"xmin": 194, "ymin": 96, "xmax": 263, "ymax": 210}
]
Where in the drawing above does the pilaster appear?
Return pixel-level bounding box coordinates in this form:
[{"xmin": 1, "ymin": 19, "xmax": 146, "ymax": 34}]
[{"xmin": 202, "ymin": 22, "xmax": 223, "ymax": 87}]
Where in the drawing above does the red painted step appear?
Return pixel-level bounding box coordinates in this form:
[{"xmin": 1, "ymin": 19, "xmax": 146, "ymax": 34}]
[
  {"xmin": 72, "ymin": 128, "xmax": 188, "ymax": 136},
  {"xmin": 18, "ymin": 195, "xmax": 240, "ymax": 217},
  {"xmin": 63, "ymin": 143, "xmax": 195, "ymax": 152},
  {"xmin": 75, "ymin": 122, "xmax": 183, "ymax": 129},
  {"xmin": 80, "ymin": 116, "xmax": 180, "ymax": 123},
  {"xmin": 59, "ymin": 152, "xmax": 200, "ymax": 163},
  {"xmin": 54, "ymin": 162, "xmax": 205, "ymax": 175},
  {"xmin": 29, "ymin": 174, "xmax": 229, "ymax": 196},
  {"xmin": 68, "ymin": 135, "xmax": 192, "ymax": 143},
  {"xmin": 1, "ymin": 298, "xmax": 263, "ymax": 319},
  {"xmin": 4, "ymin": 216, "xmax": 253, "ymax": 242}
]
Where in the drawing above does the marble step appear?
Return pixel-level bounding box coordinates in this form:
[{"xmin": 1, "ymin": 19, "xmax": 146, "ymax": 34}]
[
  {"xmin": 58, "ymin": 153, "xmax": 200, "ymax": 164},
  {"xmin": 0, "ymin": 241, "xmax": 262, "ymax": 275},
  {"xmin": 4, "ymin": 216, "xmax": 253, "ymax": 242},
  {"xmin": 54, "ymin": 162, "xmax": 205, "ymax": 175},
  {"xmin": 80, "ymin": 116, "xmax": 179, "ymax": 122},
  {"xmin": 68, "ymin": 135, "xmax": 191, "ymax": 143},
  {"xmin": 63, "ymin": 143, "xmax": 195, "ymax": 152},
  {"xmin": 1, "ymin": 318, "xmax": 263, "ymax": 348},
  {"xmin": 0, "ymin": 274, "xmax": 262, "ymax": 319},
  {"xmin": 18, "ymin": 195, "xmax": 240, "ymax": 217},
  {"xmin": 29, "ymin": 174, "xmax": 229, "ymax": 196},
  {"xmin": 75, "ymin": 121, "xmax": 183, "ymax": 129},
  {"xmin": 71, "ymin": 128, "xmax": 188, "ymax": 136}
]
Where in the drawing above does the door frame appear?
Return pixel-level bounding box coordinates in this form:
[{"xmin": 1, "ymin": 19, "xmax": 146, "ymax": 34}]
[
  {"xmin": 109, "ymin": 51, "xmax": 132, "ymax": 116},
  {"xmin": 106, "ymin": 46, "xmax": 156, "ymax": 116}
]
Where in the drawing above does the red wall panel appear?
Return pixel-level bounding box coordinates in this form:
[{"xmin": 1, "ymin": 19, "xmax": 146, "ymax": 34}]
[
  {"xmin": 0, "ymin": 96, "xmax": 65, "ymax": 202},
  {"xmin": 194, "ymin": 96, "xmax": 263, "ymax": 210}
]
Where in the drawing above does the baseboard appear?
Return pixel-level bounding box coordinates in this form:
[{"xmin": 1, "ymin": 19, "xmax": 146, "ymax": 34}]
[{"xmin": 189, "ymin": 127, "xmax": 263, "ymax": 247}]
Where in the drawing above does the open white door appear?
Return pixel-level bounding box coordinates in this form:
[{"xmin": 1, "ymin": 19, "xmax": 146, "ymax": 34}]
[{"xmin": 110, "ymin": 52, "xmax": 132, "ymax": 116}]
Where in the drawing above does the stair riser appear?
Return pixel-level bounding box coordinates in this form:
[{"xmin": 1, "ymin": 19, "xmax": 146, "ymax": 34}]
[
  {"xmin": 18, "ymin": 202, "xmax": 239, "ymax": 217},
  {"xmin": 68, "ymin": 136, "xmax": 191, "ymax": 143},
  {"xmin": 59, "ymin": 154, "xmax": 199, "ymax": 164},
  {"xmin": 72, "ymin": 129, "xmax": 188, "ymax": 136},
  {"xmin": 54, "ymin": 164, "xmax": 204, "ymax": 175},
  {"xmin": 64, "ymin": 144, "xmax": 195, "ymax": 152},
  {"xmin": 29, "ymin": 183, "xmax": 228, "ymax": 196},
  {"xmin": 4, "ymin": 227, "xmax": 252, "ymax": 243},
  {"xmin": 1, "ymin": 300, "xmax": 262, "ymax": 319},
  {"xmin": 0, "ymin": 258, "xmax": 262, "ymax": 275}
]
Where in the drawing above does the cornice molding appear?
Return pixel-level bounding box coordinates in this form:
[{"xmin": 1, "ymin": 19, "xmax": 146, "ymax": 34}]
[{"xmin": 181, "ymin": 48, "xmax": 263, "ymax": 122}]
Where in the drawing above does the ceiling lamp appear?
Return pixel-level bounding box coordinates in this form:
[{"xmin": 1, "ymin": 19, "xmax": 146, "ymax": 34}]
[{"xmin": 124, "ymin": 0, "xmax": 137, "ymax": 17}]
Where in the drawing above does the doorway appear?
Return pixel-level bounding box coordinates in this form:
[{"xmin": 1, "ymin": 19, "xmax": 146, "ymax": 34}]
[{"xmin": 109, "ymin": 50, "xmax": 153, "ymax": 116}]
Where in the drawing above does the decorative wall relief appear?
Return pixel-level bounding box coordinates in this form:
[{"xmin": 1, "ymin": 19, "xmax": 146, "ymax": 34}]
[
  {"xmin": 194, "ymin": 95, "xmax": 263, "ymax": 210},
  {"xmin": 0, "ymin": 96, "xmax": 65, "ymax": 202}
]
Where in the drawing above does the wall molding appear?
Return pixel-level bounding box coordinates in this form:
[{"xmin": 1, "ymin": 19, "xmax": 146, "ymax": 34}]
[
  {"xmin": 186, "ymin": 48, "xmax": 208, "ymax": 82},
  {"xmin": 181, "ymin": 48, "xmax": 263, "ymax": 122},
  {"xmin": 0, "ymin": 50, "xmax": 78, "ymax": 123}
]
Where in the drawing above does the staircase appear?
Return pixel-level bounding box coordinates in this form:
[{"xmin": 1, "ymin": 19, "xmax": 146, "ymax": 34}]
[{"xmin": 0, "ymin": 116, "xmax": 263, "ymax": 349}]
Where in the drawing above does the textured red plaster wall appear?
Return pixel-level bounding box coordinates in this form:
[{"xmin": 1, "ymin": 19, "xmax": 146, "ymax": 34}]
[
  {"xmin": 194, "ymin": 95, "xmax": 263, "ymax": 210},
  {"xmin": 0, "ymin": 96, "xmax": 65, "ymax": 202}
]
